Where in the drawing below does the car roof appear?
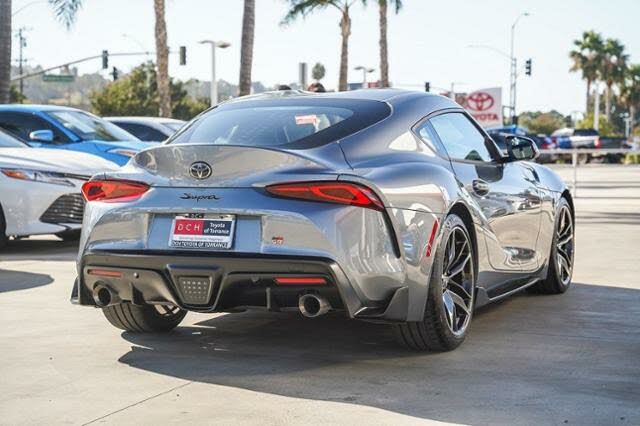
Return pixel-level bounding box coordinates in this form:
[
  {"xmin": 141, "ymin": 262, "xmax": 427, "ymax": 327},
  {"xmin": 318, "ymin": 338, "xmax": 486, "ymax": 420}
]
[
  {"xmin": 225, "ymin": 89, "xmax": 455, "ymax": 108},
  {"xmin": 0, "ymin": 104, "xmax": 82, "ymax": 113},
  {"xmin": 105, "ymin": 116, "xmax": 185, "ymax": 124}
]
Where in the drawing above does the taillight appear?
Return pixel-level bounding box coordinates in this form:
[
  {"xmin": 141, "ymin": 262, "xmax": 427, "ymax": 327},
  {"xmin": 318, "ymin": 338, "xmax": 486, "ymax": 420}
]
[
  {"xmin": 265, "ymin": 181, "xmax": 384, "ymax": 211},
  {"xmin": 81, "ymin": 180, "xmax": 149, "ymax": 202},
  {"xmin": 594, "ymin": 137, "xmax": 601, "ymax": 148}
]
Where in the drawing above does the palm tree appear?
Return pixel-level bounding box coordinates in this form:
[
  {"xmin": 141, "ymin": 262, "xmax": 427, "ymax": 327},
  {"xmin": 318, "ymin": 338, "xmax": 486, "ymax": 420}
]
[
  {"xmin": 48, "ymin": 0, "xmax": 172, "ymax": 117},
  {"xmin": 569, "ymin": 30, "xmax": 604, "ymax": 112},
  {"xmin": 600, "ymin": 38, "xmax": 628, "ymax": 121},
  {"xmin": 377, "ymin": 0, "xmax": 401, "ymax": 88},
  {"xmin": 153, "ymin": 0, "xmax": 171, "ymax": 117},
  {"xmin": 282, "ymin": 1, "xmax": 359, "ymax": 91},
  {"xmin": 0, "ymin": 0, "xmax": 11, "ymax": 104},
  {"xmin": 238, "ymin": 0, "xmax": 255, "ymax": 96},
  {"xmin": 620, "ymin": 64, "xmax": 640, "ymax": 136}
]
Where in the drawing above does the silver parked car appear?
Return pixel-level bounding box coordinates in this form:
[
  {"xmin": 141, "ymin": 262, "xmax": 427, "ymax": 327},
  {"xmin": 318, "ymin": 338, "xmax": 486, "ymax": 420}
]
[{"xmin": 72, "ymin": 90, "xmax": 575, "ymax": 351}]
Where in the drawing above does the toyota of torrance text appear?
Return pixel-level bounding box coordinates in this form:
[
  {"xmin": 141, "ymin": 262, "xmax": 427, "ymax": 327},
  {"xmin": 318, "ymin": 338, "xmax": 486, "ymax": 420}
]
[{"xmin": 72, "ymin": 89, "xmax": 575, "ymax": 351}]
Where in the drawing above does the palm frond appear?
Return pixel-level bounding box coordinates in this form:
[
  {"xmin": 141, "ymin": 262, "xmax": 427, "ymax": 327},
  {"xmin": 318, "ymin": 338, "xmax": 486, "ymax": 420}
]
[
  {"xmin": 281, "ymin": 0, "xmax": 337, "ymax": 26},
  {"xmin": 48, "ymin": 0, "xmax": 84, "ymax": 29}
]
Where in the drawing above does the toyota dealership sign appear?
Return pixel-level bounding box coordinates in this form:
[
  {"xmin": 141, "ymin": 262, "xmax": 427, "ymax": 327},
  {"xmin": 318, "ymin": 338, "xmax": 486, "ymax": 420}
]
[{"xmin": 459, "ymin": 87, "xmax": 503, "ymax": 128}]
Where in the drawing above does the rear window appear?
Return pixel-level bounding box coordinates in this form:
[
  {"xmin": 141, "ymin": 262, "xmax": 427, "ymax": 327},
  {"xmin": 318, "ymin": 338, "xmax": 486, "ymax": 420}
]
[
  {"xmin": 574, "ymin": 128, "xmax": 598, "ymax": 136},
  {"xmin": 167, "ymin": 98, "xmax": 391, "ymax": 149}
]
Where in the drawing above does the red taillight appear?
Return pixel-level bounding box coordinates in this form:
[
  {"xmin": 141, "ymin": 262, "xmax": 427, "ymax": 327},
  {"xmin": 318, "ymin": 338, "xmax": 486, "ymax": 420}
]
[
  {"xmin": 274, "ymin": 277, "xmax": 326, "ymax": 285},
  {"xmin": 81, "ymin": 180, "xmax": 149, "ymax": 202},
  {"xmin": 87, "ymin": 268, "xmax": 123, "ymax": 278},
  {"xmin": 266, "ymin": 182, "xmax": 383, "ymax": 211},
  {"xmin": 594, "ymin": 137, "xmax": 601, "ymax": 148}
]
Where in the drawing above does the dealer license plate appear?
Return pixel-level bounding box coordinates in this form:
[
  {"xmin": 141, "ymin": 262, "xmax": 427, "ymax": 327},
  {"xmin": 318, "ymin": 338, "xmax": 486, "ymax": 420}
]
[{"xmin": 169, "ymin": 214, "xmax": 235, "ymax": 249}]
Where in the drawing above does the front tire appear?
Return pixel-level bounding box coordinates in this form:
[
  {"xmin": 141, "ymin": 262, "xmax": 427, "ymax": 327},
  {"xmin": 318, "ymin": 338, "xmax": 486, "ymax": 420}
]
[
  {"xmin": 102, "ymin": 302, "xmax": 187, "ymax": 332},
  {"xmin": 394, "ymin": 214, "xmax": 475, "ymax": 351}
]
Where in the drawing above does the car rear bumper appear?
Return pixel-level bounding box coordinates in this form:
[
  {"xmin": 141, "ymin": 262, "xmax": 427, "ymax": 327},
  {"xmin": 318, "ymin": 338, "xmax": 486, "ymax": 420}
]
[{"xmin": 73, "ymin": 250, "xmax": 411, "ymax": 322}]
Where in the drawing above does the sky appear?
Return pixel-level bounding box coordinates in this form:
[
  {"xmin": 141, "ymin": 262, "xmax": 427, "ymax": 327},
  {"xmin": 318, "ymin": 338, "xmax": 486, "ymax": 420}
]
[{"xmin": 10, "ymin": 0, "xmax": 640, "ymax": 115}]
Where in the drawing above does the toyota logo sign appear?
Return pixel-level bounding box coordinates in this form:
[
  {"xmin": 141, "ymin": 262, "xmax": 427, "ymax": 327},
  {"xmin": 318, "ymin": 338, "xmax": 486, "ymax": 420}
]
[
  {"xmin": 189, "ymin": 161, "xmax": 212, "ymax": 180},
  {"xmin": 466, "ymin": 91, "xmax": 494, "ymax": 112}
]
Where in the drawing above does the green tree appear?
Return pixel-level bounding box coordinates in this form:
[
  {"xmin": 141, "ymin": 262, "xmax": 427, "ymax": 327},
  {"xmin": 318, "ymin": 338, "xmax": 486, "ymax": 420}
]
[
  {"xmin": 282, "ymin": 1, "xmax": 362, "ymax": 91},
  {"xmin": 577, "ymin": 113, "xmax": 616, "ymax": 137},
  {"xmin": 90, "ymin": 62, "xmax": 207, "ymax": 120},
  {"xmin": 9, "ymin": 85, "xmax": 26, "ymax": 103},
  {"xmin": 48, "ymin": 0, "xmax": 172, "ymax": 117},
  {"xmin": 238, "ymin": 0, "xmax": 256, "ymax": 96},
  {"xmin": 620, "ymin": 64, "xmax": 640, "ymax": 136},
  {"xmin": 312, "ymin": 62, "xmax": 326, "ymax": 81},
  {"xmin": 0, "ymin": 0, "xmax": 11, "ymax": 103},
  {"xmin": 600, "ymin": 38, "xmax": 628, "ymax": 121},
  {"xmin": 377, "ymin": 0, "xmax": 402, "ymax": 88},
  {"xmin": 569, "ymin": 30, "xmax": 604, "ymax": 112},
  {"xmin": 518, "ymin": 111, "xmax": 568, "ymax": 135}
]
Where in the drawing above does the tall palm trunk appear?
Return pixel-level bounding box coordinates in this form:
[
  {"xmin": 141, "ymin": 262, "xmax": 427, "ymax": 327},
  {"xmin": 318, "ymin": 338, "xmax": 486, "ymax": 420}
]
[
  {"xmin": 585, "ymin": 79, "xmax": 592, "ymax": 113},
  {"xmin": 379, "ymin": 1, "xmax": 389, "ymax": 87},
  {"xmin": 604, "ymin": 83, "xmax": 612, "ymax": 121},
  {"xmin": 338, "ymin": 7, "xmax": 351, "ymax": 91},
  {"xmin": 154, "ymin": 0, "xmax": 171, "ymax": 117},
  {"xmin": 238, "ymin": 0, "xmax": 255, "ymax": 96},
  {"xmin": 0, "ymin": 0, "xmax": 11, "ymax": 104}
]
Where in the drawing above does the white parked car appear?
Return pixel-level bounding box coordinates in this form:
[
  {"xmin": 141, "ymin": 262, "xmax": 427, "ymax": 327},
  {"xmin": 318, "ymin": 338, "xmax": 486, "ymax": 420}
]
[
  {"xmin": 0, "ymin": 129, "xmax": 118, "ymax": 247},
  {"xmin": 105, "ymin": 117, "xmax": 186, "ymax": 142}
]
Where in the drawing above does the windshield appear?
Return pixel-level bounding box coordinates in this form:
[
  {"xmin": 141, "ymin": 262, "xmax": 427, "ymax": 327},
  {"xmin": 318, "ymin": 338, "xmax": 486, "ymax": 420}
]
[
  {"xmin": 0, "ymin": 129, "xmax": 27, "ymax": 148},
  {"xmin": 47, "ymin": 110, "xmax": 139, "ymax": 142},
  {"xmin": 167, "ymin": 98, "xmax": 391, "ymax": 149}
]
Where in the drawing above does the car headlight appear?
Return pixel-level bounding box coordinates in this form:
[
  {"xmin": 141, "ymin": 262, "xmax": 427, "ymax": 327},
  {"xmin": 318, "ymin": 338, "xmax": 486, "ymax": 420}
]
[
  {"xmin": 108, "ymin": 148, "xmax": 138, "ymax": 158},
  {"xmin": 0, "ymin": 168, "xmax": 75, "ymax": 187}
]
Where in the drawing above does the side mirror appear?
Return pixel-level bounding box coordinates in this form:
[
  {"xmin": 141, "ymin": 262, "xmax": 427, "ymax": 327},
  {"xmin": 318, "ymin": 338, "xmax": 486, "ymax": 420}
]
[
  {"xmin": 505, "ymin": 135, "xmax": 538, "ymax": 162},
  {"xmin": 29, "ymin": 130, "xmax": 55, "ymax": 143}
]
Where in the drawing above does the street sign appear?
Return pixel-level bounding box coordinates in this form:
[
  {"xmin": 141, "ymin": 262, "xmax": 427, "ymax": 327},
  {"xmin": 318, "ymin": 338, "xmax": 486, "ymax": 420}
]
[{"xmin": 42, "ymin": 74, "xmax": 75, "ymax": 83}]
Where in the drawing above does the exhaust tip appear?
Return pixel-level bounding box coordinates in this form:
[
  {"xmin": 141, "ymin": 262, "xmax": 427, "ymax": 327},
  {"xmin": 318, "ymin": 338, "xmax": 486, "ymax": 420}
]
[
  {"xmin": 299, "ymin": 294, "xmax": 330, "ymax": 318},
  {"xmin": 93, "ymin": 283, "xmax": 120, "ymax": 307}
]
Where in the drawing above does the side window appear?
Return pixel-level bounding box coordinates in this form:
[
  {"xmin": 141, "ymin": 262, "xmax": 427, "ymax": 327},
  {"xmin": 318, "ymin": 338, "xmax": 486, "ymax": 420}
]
[
  {"xmin": 0, "ymin": 112, "xmax": 70, "ymax": 144},
  {"xmin": 429, "ymin": 113, "xmax": 494, "ymax": 162},
  {"xmin": 415, "ymin": 121, "xmax": 446, "ymax": 156}
]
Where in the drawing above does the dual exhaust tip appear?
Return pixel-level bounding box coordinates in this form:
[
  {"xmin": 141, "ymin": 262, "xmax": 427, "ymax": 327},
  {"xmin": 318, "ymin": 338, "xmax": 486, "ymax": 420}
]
[{"xmin": 92, "ymin": 282, "xmax": 331, "ymax": 318}]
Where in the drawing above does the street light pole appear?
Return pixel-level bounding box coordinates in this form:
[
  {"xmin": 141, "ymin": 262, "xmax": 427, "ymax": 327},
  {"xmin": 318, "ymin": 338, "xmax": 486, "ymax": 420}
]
[
  {"xmin": 199, "ymin": 40, "xmax": 230, "ymax": 106},
  {"xmin": 354, "ymin": 66, "xmax": 375, "ymax": 89},
  {"xmin": 509, "ymin": 12, "xmax": 529, "ymax": 124}
]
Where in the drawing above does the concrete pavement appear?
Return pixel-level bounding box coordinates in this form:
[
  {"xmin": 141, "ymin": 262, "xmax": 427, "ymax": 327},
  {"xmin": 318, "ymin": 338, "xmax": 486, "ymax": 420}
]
[{"xmin": 0, "ymin": 165, "xmax": 639, "ymax": 425}]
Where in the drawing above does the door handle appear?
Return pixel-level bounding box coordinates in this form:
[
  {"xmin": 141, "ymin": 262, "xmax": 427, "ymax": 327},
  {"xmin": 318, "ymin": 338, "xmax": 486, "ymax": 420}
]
[{"xmin": 472, "ymin": 179, "xmax": 490, "ymax": 196}]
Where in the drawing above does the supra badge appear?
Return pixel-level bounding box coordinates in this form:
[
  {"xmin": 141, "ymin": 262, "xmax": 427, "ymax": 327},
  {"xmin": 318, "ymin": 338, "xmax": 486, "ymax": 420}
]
[{"xmin": 189, "ymin": 161, "xmax": 212, "ymax": 180}]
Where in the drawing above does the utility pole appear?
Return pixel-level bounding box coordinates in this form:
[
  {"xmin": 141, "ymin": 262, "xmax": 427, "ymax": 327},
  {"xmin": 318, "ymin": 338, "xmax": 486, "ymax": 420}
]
[
  {"xmin": 509, "ymin": 12, "xmax": 529, "ymax": 125},
  {"xmin": 16, "ymin": 27, "xmax": 29, "ymax": 102}
]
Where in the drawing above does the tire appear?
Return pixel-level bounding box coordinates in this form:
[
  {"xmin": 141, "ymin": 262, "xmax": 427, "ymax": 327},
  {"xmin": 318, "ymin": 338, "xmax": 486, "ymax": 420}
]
[
  {"xmin": 394, "ymin": 214, "xmax": 475, "ymax": 351},
  {"xmin": 533, "ymin": 197, "xmax": 574, "ymax": 294},
  {"xmin": 102, "ymin": 302, "xmax": 187, "ymax": 332},
  {"xmin": 0, "ymin": 204, "xmax": 7, "ymax": 250},
  {"xmin": 56, "ymin": 229, "xmax": 81, "ymax": 242}
]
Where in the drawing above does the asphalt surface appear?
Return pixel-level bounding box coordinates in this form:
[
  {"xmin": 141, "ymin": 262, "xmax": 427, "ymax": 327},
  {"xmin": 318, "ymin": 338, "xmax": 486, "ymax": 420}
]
[{"xmin": 1, "ymin": 164, "xmax": 639, "ymax": 425}]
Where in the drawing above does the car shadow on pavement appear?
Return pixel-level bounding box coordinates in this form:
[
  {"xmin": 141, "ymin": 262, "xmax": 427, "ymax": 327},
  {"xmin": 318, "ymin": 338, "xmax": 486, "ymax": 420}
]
[
  {"xmin": 0, "ymin": 269, "xmax": 54, "ymax": 292},
  {"xmin": 118, "ymin": 283, "xmax": 640, "ymax": 425},
  {"xmin": 0, "ymin": 239, "xmax": 78, "ymax": 262}
]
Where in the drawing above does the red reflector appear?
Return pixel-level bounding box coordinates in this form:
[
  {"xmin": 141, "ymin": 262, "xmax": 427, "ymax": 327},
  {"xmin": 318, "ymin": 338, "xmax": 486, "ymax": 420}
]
[
  {"xmin": 82, "ymin": 180, "xmax": 149, "ymax": 203},
  {"xmin": 274, "ymin": 277, "xmax": 326, "ymax": 285},
  {"xmin": 425, "ymin": 219, "xmax": 439, "ymax": 257},
  {"xmin": 87, "ymin": 269, "xmax": 123, "ymax": 278},
  {"xmin": 266, "ymin": 182, "xmax": 383, "ymax": 211}
]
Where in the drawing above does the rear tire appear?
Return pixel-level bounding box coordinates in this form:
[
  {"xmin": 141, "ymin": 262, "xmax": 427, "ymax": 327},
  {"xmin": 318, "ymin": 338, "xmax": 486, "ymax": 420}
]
[
  {"xmin": 102, "ymin": 302, "xmax": 187, "ymax": 332},
  {"xmin": 394, "ymin": 214, "xmax": 475, "ymax": 351},
  {"xmin": 0, "ymin": 205, "xmax": 7, "ymax": 250},
  {"xmin": 533, "ymin": 197, "xmax": 574, "ymax": 294}
]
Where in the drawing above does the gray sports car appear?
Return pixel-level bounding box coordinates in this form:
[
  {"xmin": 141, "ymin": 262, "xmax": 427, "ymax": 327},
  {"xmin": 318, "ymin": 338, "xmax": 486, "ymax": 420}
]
[{"xmin": 72, "ymin": 89, "xmax": 575, "ymax": 351}]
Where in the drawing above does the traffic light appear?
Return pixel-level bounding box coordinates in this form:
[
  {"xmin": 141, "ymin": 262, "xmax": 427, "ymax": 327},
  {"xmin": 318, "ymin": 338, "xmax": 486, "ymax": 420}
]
[
  {"xmin": 101, "ymin": 50, "xmax": 108, "ymax": 69},
  {"xmin": 111, "ymin": 66, "xmax": 119, "ymax": 81},
  {"xmin": 425, "ymin": 81, "xmax": 430, "ymax": 92},
  {"xmin": 179, "ymin": 46, "xmax": 187, "ymax": 66},
  {"xmin": 525, "ymin": 59, "xmax": 532, "ymax": 76}
]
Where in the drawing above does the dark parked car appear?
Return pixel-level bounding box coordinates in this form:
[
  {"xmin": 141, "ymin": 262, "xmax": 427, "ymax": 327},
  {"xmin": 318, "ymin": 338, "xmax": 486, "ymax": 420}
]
[{"xmin": 105, "ymin": 117, "xmax": 186, "ymax": 142}]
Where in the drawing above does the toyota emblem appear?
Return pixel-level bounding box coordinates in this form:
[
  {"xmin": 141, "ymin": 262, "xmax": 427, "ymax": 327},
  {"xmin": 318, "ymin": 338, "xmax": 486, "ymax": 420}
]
[
  {"xmin": 466, "ymin": 92, "xmax": 494, "ymax": 112},
  {"xmin": 189, "ymin": 161, "xmax": 212, "ymax": 180}
]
